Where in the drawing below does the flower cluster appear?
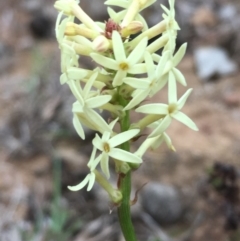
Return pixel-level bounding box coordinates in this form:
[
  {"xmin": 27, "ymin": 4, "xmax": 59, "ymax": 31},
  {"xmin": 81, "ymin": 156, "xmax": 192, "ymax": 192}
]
[{"xmin": 54, "ymin": 0, "xmax": 198, "ymax": 200}]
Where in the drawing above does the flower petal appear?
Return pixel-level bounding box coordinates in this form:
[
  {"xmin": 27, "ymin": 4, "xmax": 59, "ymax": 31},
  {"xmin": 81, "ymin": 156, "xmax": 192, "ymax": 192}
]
[
  {"xmin": 89, "ymin": 153, "xmax": 102, "ymax": 171},
  {"xmin": 168, "ymin": 71, "xmax": 177, "ymax": 103},
  {"xmin": 150, "ymin": 134, "xmax": 164, "ymax": 150},
  {"xmin": 60, "ymin": 73, "xmax": 68, "ymax": 85},
  {"xmin": 173, "ymin": 43, "xmax": 187, "ymax": 67},
  {"xmin": 144, "ymin": 51, "xmax": 155, "ymax": 77},
  {"xmin": 123, "ymin": 77, "xmax": 150, "ymax": 89},
  {"xmin": 173, "ymin": 111, "xmax": 198, "ymax": 131},
  {"xmin": 136, "ymin": 103, "xmax": 168, "ymax": 115},
  {"xmin": 104, "ymin": 0, "xmax": 129, "ymax": 8},
  {"xmin": 107, "ymin": 8, "xmax": 126, "ymax": 22},
  {"xmin": 124, "ymin": 90, "xmax": 149, "ymax": 110},
  {"xmin": 153, "ymin": 74, "xmax": 168, "ymax": 94},
  {"xmin": 68, "ymin": 174, "xmax": 90, "ymax": 191},
  {"xmin": 73, "ymin": 114, "xmax": 85, "ymax": 139},
  {"xmin": 127, "ymin": 37, "xmax": 148, "ymax": 65},
  {"xmin": 84, "ymin": 71, "xmax": 97, "ymax": 96},
  {"xmin": 112, "ymin": 31, "xmax": 126, "ymax": 61},
  {"xmin": 72, "ymin": 101, "xmax": 83, "ymax": 113},
  {"xmin": 162, "ymin": 132, "xmax": 175, "ymax": 151},
  {"xmin": 102, "ymin": 131, "xmax": 111, "ymax": 142},
  {"xmin": 109, "ymin": 118, "xmax": 119, "ymax": 130},
  {"xmin": 91, "ymin": 53, "xmax": 118, "ymax": 70},
  {"xmin": 148, "ymin": 115, "xmax": 172, "ymax": 138},
  {"xmin": 135, "ymin": 137, "xmax": 157, "ymax": 157},
  {"xmin": 172, "ymin": 68, "xmax": 186, "ymax": 86},
  {"xmin": 87, "ymin": 146, "xmax": 97, "ymax": 167},
  {"xmin": 109, "ymin": 148, "xmax": 142, "ymax": 163},
  {"xmin": 68, "ymin": 80, "xmax": 84, "ymax": 105},
  {"xmin": 156, "ymin": 51, "xmax": 170, "ymax": 77},
  {"xmin": 177, "ymin": 88, "xmax": 192, "ymax": 110},
  {"xmin": 67, "ymin": 67, "xmax": 89, "ymax": 80},
  {"xmin": 110, "ymin": 129, "xmax": 139, "ymax": 148},
  {"xmin": 86, "ymin": 95, "xmax": 112, "ymax": 108},
  {"xmin": 93, "ymin": 133, "xmax": 104, "ymax": 151},
  {"xmin": 129, "ymin": 63, "xmax": 147, "ymax": 74},
  {"xmin": 112, "ymin": 69, "xmax": 127, "ymax": 87},
  {"xmin": 87, "ymin": 172, "xmax": 96, "ymax": 191},
  {"xmin": 86, "ymin": 108, "xmax": 112, "ymax": 133}
]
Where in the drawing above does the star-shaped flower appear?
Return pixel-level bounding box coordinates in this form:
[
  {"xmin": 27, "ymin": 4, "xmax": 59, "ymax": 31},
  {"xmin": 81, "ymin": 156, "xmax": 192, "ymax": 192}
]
[
  {"xmin": 70, "ymin": 72, "xmax": 112, "ymax": 139},
  {"xmin": 92, "ymin": 123, "xmax": 141, "ymax": 178},
  {"xmin": 90, "ymin": 31, "xmax": 147, "ymax": 87},
  {"xmin": 161, "ymin": 0, "xmax": 180, "ymax": 32},
  {"xmin": 136, "ymin": 72, "xmax": 198, "ymax": 137},
  {"xmin": 155, "ymin": 42, "xmax": 187, "ymax": 87},
  {"xmin": 68, "ymin": 146, "xmax": 101, "ymax": 191},
  {"xmin": 123, "ymin": 51, "xmax": 169, "ymax": 110}
]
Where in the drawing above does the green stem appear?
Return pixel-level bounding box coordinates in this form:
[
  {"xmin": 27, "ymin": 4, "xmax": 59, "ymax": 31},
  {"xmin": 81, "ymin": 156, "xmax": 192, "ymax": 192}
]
[{"xmin": 117, "ymin": 94, "xmax": 137, "ymax": 241}]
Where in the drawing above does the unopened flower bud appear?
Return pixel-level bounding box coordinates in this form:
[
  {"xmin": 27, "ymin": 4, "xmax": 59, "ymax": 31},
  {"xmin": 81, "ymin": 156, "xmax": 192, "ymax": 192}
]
[
  {"xmin": 121, "ymin": 21, "xmax": 143, "ymax": 37},
  {"xmin": 118, "ymin": 84, "xmax": 134, "ymax": 99},
  {"xmin": 92, "ymin": 35, "xmax": 110, "ymax": 52},
  {"xmin": 65, "ymin": 22, "xmax": 99, "ymax": 39},
  {"xmin": 65, "ymin": 22, "xmax": 78, "ymax": 36}
]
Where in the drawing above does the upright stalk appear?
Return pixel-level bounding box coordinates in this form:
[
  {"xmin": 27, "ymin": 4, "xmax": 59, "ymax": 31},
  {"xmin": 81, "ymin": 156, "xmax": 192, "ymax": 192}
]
[{"xmin": 117, "ymin": 94, "xmax": 137, "ymax": 241}]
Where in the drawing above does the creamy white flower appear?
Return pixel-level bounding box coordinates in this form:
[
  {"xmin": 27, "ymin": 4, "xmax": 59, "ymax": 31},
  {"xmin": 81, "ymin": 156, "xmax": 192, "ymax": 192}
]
[
  {"xmin": 147, "ymin": 122, "xmax": 175, "ymax": 150},
  {"xmin": 70, "ymin": 72, "xmax": 112, "ymax": 139},
  {"xmin": 64, "ymin": 67, "xmax": 106, "ymax": 90},
  {"xmin": 136, "ymin": 72, "xmax": 198, "ymax": 137},
  {"xmin": 92, "ymin": 127, "xmax": 142, "ymax": 178},
  {"xmin": 162, "ymin": 43, "xmax": 188, "ymax": 86},
  {"xmin": 55, "ymin": 12, "xmax": 74, "ymax": 43},
  {"xmin": 54, "ymin": 0, "xmax": 79, "ymax": 16},
  {"xmin": 61, "ymin": 66, "xmax": 88, "ymax": 85},
  {"xmin": 68, "ymin": 171, "xmax": 95, "ymax": 191},
  {"xmin": 161, "ymin": 0, "xmax": 180, "ymax": 32},
  {"xmin": 91, "ymin": 31, "xmax": 147, "ymax": 87},
  {"xmin": 123, "ymin": 51, "xmax": 169, "ymax": 110},
  {"xmin": 68, "ymin": 146, "xmax": 100, "ymax": 192},
  {"xmin": 135, "ymin": 131, "xmax": 174, "ymax": 157},
  {"xmin": 59, "ymin": 43, "xmax": 79, "ymax": 84}
]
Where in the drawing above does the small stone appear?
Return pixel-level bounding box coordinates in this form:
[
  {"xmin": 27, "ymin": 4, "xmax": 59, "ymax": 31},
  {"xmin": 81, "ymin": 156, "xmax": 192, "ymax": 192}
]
[
  {"xmin": 141, "ymin": 182, "xmax": 183, "ymax": 224},
  {"xmin": 218, "ymin": 4, "xmax": 237, "ymax": 21},
  {"xmin": 194, "ymin": 46, "xmax": 238, "ymax": 80}
]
